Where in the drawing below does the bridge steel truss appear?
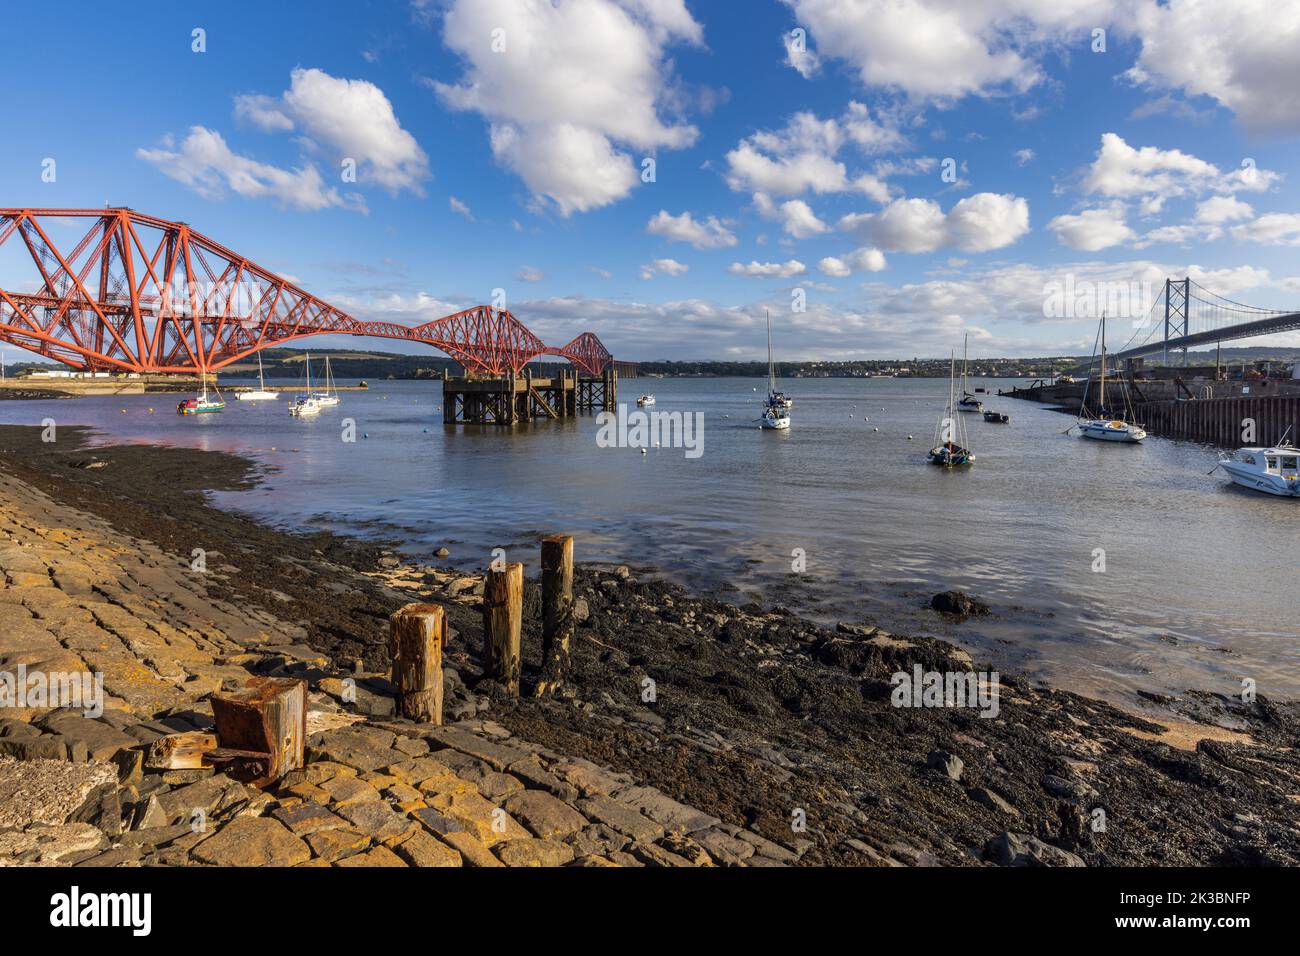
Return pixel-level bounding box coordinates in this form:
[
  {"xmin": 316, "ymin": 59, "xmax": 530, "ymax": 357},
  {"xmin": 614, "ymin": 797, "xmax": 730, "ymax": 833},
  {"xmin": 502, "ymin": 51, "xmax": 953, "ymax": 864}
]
[{"xmin": 0, "ymin": 208, "xmax": 621, "ymax": 377}]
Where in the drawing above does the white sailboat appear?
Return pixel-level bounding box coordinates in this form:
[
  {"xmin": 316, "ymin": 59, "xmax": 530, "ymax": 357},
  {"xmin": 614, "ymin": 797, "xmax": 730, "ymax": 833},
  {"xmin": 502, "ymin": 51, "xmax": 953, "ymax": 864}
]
[
  {"xmin": 313, "ymin": 356, "xmax": 341, "ymax": 407},
  {"xmin": 1074, "ymin": 315, "xmax": 1146, "ymax": 443},
  {"xmin": 929, "ymin": 352, "xmax": 974, "ymax": 466},
  {"xmin": 237, "ymin": 351, "xmax": 279, "ymax": 401},
  {"xmin": 759, "ymin": 309, "xmax": 790, "ymax": 430},
  {"xmin": 956, "ymin": 333, "xmax": 983, "ymax": 412},
  {"xmin": 289, "ymin": 353, "xmax": 323, "ymax": 417}
]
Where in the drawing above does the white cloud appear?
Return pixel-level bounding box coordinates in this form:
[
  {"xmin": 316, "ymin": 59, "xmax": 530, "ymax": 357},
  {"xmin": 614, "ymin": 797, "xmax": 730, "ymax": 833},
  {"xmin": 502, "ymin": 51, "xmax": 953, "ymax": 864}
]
[
  {"xmin": 1230, "ymin": 213, "xmax": 1300, "ymax": 246},
  {"xmin": 137, "ymin": 127, "xmax": 367, "ymax": 213},
  {"xmin": 1128, "ymin": 0, "xmax": 1300, "ymax": 134},
  {"xmin": 725, "ymin": 104, "xmax": 905, "ymax": 198},
  {"xmin": 234, "ymin": 94, "xmax": 294, "ymax": 132},
  {"xmin": 1048, "ymin": 204, "xmax": 1136, "ymax": 251},
  {"xmin": 783, "ymin": 29, "xmax": 820, "ymax": 78},
  {"xmin": 1081, "ymin": 133, "xmax": 1279, "ymax": 204},
  {"xmin": 840, "ymin": 193, "xmax": 1029, "ymax": 254},
  {"xmin": 236, "ymin": 68, "xmax": 429, "ymax": 194},
  {"xmin": 515, "ymin": 266, "xmax": 545, "ymax": 282},
  {"xmin": 781, "ymin": 0, "xmax": 1107, "ymax": 101},
  {"xmin": 639, "ymin": 258, "xmax": 690, "ymax": 279},
  {"xmin": 646, "ymin": 210, "xmax": 738, "ymax": 249},
  {"xmin": 430, "ymin": 0, "xmax": 701, "ymax": 215},
  {"xmin": 819, "ymin": 247, "xmax": 887, "ymax": 277},
  {"xmin": 729, "ymin": 260, "xmax": 807, "ymax": 278},
  {"xmin": 754, "ymin": 193, "xmax": 828, "ymax": 239},
  {"xmin": 1194, "ymin": 196, "xmax": 1254, "ymax": 225},
  {"xmin": 1014, "ymin": 148, "xmax": 1035, "ymax": 166},
  {"xmin": 449, "ymin": 196, "xmax": 474, "ymax": 220}
]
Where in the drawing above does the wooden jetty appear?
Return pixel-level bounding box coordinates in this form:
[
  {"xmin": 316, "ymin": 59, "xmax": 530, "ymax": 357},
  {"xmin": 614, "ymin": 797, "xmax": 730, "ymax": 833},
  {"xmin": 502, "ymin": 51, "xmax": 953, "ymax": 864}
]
[{"xmin": 441, "ymin": 367, "xmax": 617, "ymax": 425}]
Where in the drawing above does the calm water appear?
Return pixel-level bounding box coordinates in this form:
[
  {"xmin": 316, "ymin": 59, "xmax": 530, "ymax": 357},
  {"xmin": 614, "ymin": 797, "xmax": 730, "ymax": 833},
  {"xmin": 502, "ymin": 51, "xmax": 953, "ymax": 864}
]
[{"xmin": 4, "ymin": 376, "xmax": 1296, "ymax": 706}]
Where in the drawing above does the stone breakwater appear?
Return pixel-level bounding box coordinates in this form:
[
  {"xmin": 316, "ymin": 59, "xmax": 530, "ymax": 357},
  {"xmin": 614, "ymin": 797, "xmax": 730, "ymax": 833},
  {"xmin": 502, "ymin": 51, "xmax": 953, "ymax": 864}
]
[
  {"xmin": 0, "ymin": 471, "xmax": 792, "ymax": 867},
  {"xmin": 1, "ymin": 426, "xmax": 1299, "ymax": 867}
]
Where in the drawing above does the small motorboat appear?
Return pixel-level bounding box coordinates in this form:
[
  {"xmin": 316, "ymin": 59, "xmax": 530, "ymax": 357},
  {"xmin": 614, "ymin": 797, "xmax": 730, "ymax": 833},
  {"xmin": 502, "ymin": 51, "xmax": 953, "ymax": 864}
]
[
  {"xmin": 982, "ymin": 410, "xmax": 1009, "ymax": 423},
  {"xmin": 289, "ymin": 396, "xmax": 323, "ymax": 417},
  {"xmin": 636, "ymin": 394, "xmax": 656, "ymax": 407},
  {"xmin": 1216, "ymin": 444, "xmax": 1300, "ymax": 497}
]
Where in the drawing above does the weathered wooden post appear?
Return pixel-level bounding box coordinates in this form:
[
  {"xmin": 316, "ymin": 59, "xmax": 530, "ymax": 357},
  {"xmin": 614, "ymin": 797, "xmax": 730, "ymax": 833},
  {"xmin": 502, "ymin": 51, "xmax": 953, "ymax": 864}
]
[
  {"xmin": 389, "ymin": 603, "xmax": 446, "ymax": 724},
  {"xmin": 209, "ymin": 677, "xmax": 306, "ymax": 786},
  {"xmin": 483, "ymin": 562, "xmax": 524, "ymax": 695},
  {"xmin": 534, "ymin": 535, "xmax": 575, "ymax": 697}
]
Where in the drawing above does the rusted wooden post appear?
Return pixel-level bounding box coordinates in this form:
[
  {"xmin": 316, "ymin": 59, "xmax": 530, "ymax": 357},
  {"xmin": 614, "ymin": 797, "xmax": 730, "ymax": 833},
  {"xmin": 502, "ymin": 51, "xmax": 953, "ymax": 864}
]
[
  {"xmin": 533, "ymin": 535, "xmax": 575, "ymax": 698},
  {"xmin": 389, "ymin": 603, "xmax": 446, "ymax": 724},
  {"xmin": 483, "ymin": 562, "xmax": 523, "ymax": 695},
  {"xmin": 209, "ymin": 677, "xmax": 306, "ymax": 787}
]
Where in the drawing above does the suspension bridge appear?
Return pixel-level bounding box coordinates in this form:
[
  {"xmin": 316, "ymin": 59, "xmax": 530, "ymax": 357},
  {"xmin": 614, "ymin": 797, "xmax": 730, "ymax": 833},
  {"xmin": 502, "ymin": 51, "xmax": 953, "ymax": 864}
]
[
  {"xmin": 1109, "ymin": 278, "xmax": 1300, "ymax": 366},
  {"xmin": 0, "ymin": 208, "xmax": 633, "ymax": 378}
]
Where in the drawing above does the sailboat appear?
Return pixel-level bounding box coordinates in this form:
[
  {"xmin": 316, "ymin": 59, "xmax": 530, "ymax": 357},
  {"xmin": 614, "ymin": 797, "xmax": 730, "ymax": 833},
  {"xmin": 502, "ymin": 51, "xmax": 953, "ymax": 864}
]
[
  {"xmin": 313, "ymin": 356, "xmax": 341, "ymax": 407},
  {"xmin": 929, "ymin": 352, "xmax": 974, "ymax": 466},
  {"xmin": 759, "ymin": 309, "xmax": 790, "ymax": 430},
  {"xmin": 1074, "ymin": 315, "xmax": 1146, "ymax": 443},
  {"xmin": 237, "ymin": 351, "xmax": 279, "ymax": 401},
  {"xmin": 177, "ymin": 372, "xmax": 225, "ymax": 415},
  {"xmin": 957, "ymin": 333, "xmax": 983, "ymax": 412},
  {"xmin": 289, "ymin": 353, "xmax": 323, "ymax": 417}
]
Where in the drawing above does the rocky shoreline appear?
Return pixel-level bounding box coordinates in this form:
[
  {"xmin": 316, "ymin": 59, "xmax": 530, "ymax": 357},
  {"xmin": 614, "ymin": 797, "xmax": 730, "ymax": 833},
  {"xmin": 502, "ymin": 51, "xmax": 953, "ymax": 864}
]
[{"xmin": 0, "ymin": 423, "xmax": 1297, "ymax": 867}]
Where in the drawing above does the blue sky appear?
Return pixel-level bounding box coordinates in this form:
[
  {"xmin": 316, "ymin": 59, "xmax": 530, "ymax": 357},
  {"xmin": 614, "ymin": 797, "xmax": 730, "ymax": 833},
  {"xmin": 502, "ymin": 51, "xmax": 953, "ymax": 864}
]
[{"xmin": 3, "ymin": 0, "xmax": 1300, "ymax": 362}]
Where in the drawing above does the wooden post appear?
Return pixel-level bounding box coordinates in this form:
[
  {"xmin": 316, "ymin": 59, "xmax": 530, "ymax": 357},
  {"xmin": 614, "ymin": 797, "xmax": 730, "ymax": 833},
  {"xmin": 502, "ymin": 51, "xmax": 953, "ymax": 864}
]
[
  {"xmin": 534, "ymin": 535, "xmax": 575, "ymax": 697},
  {"xmin": 209, "ymin": 677, "xmax": 306, "ymax": 787},
  {"xmin": 483, "ymin": 562, "xmax": 523, "ymax": 695},
  {"xmin": 389, "ymin": 603, "xmax": 446, "ymax": 724}
]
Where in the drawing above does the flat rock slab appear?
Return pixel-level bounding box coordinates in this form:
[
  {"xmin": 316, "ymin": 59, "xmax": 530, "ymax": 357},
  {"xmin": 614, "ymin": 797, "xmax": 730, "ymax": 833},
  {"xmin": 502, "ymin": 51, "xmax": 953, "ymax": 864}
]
[
  {"xmin": 494, "ymin": 838, "xmax": 575, "ymax": 867},
  {"xmin": 0, "ymin": 757, "xmax": 117, "ymax": 829},
  {"xmin": 503, "ymin": 790, "xmax": 588, "ymax": 840},
  {"xmin": 611, "ymin": 785, "xmax": 722, "ymax": 834},
  {"xmin": 0, "ymin": 822, "xmax": 108, "ymax": 865},
  {"xmin": 190, "ymin": 817, "xmax": 311, "ymax": 867}
]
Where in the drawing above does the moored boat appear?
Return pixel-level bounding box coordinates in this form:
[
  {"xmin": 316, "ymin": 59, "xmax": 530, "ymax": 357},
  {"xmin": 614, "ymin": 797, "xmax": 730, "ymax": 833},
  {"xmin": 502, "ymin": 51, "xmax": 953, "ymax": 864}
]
[
  {"xmin": 636, "ymin": 394, "xmax": 656, "ymax": 407},
  {"xmin": 982, "ymin": 410, "xmax": 1009, "ymax": 423},
  {"xmin": 1073, "ymin": 314, "xmax": 1145, "ymax": 443},
  {"xmin": 929, "ymin": 352, "xmax": 974, "ymax": 467},
  {"xmin": 237, "ymin": 351, "xmax": 279, "ymax": 401},
  {"xmin": 177, "ymin": 373, "xmax": 225, "ymax": 415},
  {"xmin": 313, "ymin": 356, "xmax": 341, "ymax": 407},
  {"xmin": 1217, "ymin": 443, "xmax": 1300, "ymax": 496},
  {"xmin": 759, "ymin": 310, "xmax": 792, "ymax": 429}
]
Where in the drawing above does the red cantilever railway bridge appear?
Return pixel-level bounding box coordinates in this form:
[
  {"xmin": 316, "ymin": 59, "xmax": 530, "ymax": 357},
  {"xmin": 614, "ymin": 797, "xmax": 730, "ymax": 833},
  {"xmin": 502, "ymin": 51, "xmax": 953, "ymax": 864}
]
[{"xmin": 0, "ymin": 208, "xmax": 627, "ymax": 377}]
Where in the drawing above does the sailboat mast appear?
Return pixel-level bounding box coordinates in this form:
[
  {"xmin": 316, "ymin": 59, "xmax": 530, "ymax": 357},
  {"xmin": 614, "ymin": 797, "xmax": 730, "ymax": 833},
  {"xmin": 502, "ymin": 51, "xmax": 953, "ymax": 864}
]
[
  {"xmin": 962, "ymin": 333, "xmax": 969, "ymax": 393},
  {"xmin": 766, "ymin": 310, "xmax": 775, "ymax": 393},
  {"xmin": 1099, "ymin": 316, "xmax": 1107, "ymax": 412}
]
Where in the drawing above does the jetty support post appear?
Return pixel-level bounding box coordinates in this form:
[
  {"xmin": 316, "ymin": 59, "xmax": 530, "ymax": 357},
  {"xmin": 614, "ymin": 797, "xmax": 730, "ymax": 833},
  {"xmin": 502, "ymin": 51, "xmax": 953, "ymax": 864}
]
[
  {"xmin": 534, "ymin": 534, "xmax": 575, "ymax": 697},
  {"xmin": 483, "ymin": 562, "xmax": 524, "ymax": 695},
  {"xmin": 389, "ymin": 603, "xmax": 446, "ymax": 724},
  {"xmin": 209, "ymin": 677, "xmax": 307, "ymax": 787}
]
